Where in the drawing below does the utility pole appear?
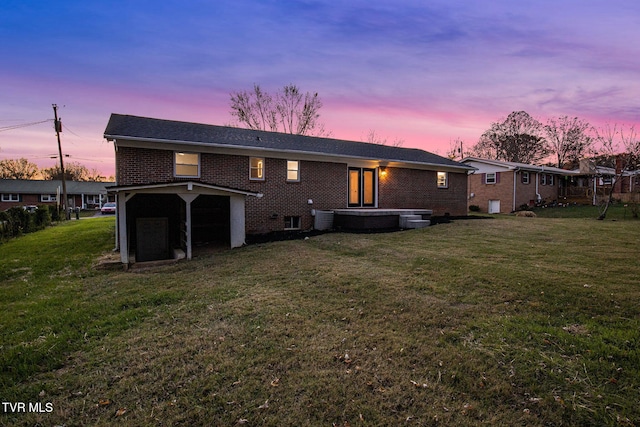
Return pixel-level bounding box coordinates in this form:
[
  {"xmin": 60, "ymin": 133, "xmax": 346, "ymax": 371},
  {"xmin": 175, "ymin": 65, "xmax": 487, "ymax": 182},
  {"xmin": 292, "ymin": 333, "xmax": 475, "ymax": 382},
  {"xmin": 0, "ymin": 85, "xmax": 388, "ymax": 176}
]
[{"xmin": 53, "ymin": 104, "xmax": 69, "ymax": 219}]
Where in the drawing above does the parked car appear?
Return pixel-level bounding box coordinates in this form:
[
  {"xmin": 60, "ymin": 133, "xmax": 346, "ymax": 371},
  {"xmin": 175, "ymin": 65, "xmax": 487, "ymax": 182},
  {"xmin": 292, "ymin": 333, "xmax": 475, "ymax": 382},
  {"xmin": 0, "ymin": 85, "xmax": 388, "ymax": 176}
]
[{"xmin": 101, "ymin": 202, "xmax": 116, "ymax": 214}]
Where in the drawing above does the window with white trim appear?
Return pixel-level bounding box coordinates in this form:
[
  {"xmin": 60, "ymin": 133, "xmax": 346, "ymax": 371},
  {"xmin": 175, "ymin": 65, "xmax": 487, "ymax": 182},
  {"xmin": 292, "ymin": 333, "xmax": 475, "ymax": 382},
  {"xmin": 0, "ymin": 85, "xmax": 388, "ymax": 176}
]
[
  {"xmin": 437, "ymin": 171, "xmax": 448, "ymax": 188},
  {"xmin": 287, "ymin": 160, "xmax": 300, "ymax": 182},
  {"xmin": 485, "ymin": 172, "xmax": 496, "ymax": 184},
  {"xmin": 174, "ymin": 152, "xmax": 200, "ymax": 177},
  {"xmin": 250, "ymin": 157, "xmax": 265, "ymax": 180},
  {"xmin": 541, "ymin": 174, "xmax": 547, "ymax": 185},
  {"xmin": 1, "ymin": 193, "xmax": 19, "ymax": 202},
  {"xmin": 284, "ymin": 216, "xmax": 301, "ymax": 230},
  {"xmin": 40, "ymin": 194, "xmax": 57, "ymax": 202},
  {"xmin": 548, "ymin": 174, "xmax": 555, "ymax": 185},
  {"xmin": 521, "ymin": 171, "xmax": 530, "ymax": 184}
]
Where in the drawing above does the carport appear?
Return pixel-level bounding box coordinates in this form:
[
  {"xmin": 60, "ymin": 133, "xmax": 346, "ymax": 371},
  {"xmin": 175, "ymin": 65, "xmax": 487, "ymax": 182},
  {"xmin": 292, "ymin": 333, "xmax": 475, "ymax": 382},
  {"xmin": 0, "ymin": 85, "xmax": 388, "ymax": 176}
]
[{"xmin": 108, "ymin": 181, "xmax": 262, "ymax": 265}]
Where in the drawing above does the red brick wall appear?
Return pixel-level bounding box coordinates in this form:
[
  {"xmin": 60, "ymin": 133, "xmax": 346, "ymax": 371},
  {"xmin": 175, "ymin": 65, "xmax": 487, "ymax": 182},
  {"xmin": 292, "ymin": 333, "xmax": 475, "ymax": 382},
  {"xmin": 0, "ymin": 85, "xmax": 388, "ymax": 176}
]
[
  {"xmin": 0, "ymin": 195, "xmax": 59, "ymax": 211},
  {"xmin": 468, "ymin": 171, "xmax": 560, "ymax": 213},
  {"xmin": 116, "ymin": 147, "xmax": 174, "ymax": 185},
  {"xmin": 243, "ymin": 159, "xmax": 346, "ymax": 234},
  {"xmin": 116, "ymin": 147, "xmax": 469, "ymax": 232},
  {"xmin": 379, "ymin": 168, "xmax": 468, "ymax": 216}
]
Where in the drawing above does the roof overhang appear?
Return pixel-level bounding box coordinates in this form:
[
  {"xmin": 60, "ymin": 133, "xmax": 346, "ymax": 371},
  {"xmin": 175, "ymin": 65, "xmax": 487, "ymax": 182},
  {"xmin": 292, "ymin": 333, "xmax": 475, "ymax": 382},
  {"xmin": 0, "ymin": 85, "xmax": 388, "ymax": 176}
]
[
  {"xmin": 106, "ymin": 135, "xmax": 475, "ymax": 173},
  {"xmin": 461, "ymin": 157, "xmax": 578, "ymax": 176}
]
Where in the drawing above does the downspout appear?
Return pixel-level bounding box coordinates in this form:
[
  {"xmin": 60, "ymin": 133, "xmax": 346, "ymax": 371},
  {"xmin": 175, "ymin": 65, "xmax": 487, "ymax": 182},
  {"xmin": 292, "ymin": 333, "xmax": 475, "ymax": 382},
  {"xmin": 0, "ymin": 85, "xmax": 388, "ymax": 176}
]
[
  {"xmin": 535, "ymin": 173, "xmax": 541, "ymax": 204},
  {"xmin": 513, "ymin": 167, "xmax": 519, "ymax": 212}
]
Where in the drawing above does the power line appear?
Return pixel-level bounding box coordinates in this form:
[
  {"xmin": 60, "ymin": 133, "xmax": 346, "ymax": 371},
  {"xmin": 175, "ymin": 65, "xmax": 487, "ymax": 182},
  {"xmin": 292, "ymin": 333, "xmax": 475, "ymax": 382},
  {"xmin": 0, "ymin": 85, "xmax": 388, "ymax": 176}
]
[{"xmin": 0, "ymin": 119, "xmax": 53, "ymax": 132}]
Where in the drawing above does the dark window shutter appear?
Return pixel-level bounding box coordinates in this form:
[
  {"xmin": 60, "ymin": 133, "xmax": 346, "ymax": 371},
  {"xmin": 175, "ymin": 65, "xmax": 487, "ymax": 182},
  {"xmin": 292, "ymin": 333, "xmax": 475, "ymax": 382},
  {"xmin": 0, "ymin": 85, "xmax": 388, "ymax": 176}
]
[
  {"xmin": 482, "ymin": 173, "xmax": 486, "ymax": 184},
  {"xmin": 496, "ymin": 172, "xmax": 501, "ymax": 183}
]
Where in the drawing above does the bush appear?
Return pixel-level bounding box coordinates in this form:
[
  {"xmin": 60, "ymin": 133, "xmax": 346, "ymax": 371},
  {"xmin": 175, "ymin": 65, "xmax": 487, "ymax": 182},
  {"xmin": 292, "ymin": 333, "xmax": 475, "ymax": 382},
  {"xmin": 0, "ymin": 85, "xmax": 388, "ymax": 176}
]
[
  {"xmin": 35, "ymin": 205, "xmax": 52, "ymax": 229},
  {"xmin": 0, "ymin": 206, "xmax": 55, "ymax": 242},
  {"xmin": 469, "ymin": 205, "xmax": 480, "ymax": 212},
  {"xmin": 48, "ymin": 205, "xmax": 61, "ymax": 221},
  {"xmin": 518, "ymin": 204, "xmax": 531, "ymax": 211}
]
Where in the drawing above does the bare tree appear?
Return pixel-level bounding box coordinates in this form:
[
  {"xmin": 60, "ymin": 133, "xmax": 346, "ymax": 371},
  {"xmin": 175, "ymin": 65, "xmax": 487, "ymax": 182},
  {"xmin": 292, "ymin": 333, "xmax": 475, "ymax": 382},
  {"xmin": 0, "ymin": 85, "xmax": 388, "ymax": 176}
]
[
  {"xmin": 363, "ymin": 130, "xmax": 404, "ymax": 147},
  {"xmin": 42, "ymin": 161, "xmax": 91, "ymax": 181},
  {"xmin": 471, "ymin": 111, "xmax": 549, "ymax": 164},
  {"xmin": 545, "ymin": 116, "xmax": 593, "ymax": 168},
  {"xmin": 445, "ymin": 138, "xmax": 465, "ymax": 160},
  {"xmin": 0, "ymin": 158, "xmax": 39, "ymax": 179},
  {"xmin": 230, "ymin": 84, "xmax": 328, "ymax": 136},
  {"xmin": 594, "ymin": 124, "xmax": 640, "ymax": 220}
]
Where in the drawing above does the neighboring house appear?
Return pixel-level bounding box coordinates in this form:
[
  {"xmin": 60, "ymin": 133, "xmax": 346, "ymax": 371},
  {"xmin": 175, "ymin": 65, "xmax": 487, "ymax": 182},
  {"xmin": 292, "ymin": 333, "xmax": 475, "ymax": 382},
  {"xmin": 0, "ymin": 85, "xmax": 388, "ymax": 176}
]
[
  {"xmin": 104, "ymin": 114, "xmax": 473, "ymax": 264},
  {"xmin": 567, "ymin": 158, "xmax": 640, "ymax": 205},
  {"xmin": 460, "ymin": 157, "xmax": 577, "ymax": 213},
  {"xmin": 0, "ymin": 179, "xmax": 114, "ymax": 212}
]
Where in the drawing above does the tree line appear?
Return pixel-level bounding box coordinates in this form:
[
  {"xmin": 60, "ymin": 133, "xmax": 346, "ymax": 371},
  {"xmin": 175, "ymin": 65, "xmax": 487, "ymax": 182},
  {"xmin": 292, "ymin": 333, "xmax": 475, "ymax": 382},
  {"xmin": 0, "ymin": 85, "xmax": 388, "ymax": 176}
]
[
  {"xmin": 0, "ymin": 158, "xmax": 111, "ymax": 181},
  {"xmin": 229, "ymin": 85, "xmax": 637, "ymax": 171}
]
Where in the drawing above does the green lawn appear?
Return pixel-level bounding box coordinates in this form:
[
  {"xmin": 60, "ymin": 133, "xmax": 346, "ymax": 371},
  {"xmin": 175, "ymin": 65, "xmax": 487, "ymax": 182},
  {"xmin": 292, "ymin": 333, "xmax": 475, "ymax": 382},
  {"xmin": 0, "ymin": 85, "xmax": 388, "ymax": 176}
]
[
  {"xmin": 1, "ymin": 215, "xmax": 639, "ymax": 426},
  {"xmin": 532, "ymin": 202, "xmax": 639, "ymax": 220}
]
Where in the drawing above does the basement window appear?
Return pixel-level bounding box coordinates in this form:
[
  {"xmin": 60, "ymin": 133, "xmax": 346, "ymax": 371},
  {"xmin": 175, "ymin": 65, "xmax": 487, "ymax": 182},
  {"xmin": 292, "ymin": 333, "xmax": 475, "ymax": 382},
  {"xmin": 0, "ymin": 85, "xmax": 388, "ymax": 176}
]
[
  {"xmin": 175, "ymin": 152, "xmax": 200, "ymax": 177},
  {"xmin": 284, "ymin": 216, "xmax": 301, "ymax": 230}
]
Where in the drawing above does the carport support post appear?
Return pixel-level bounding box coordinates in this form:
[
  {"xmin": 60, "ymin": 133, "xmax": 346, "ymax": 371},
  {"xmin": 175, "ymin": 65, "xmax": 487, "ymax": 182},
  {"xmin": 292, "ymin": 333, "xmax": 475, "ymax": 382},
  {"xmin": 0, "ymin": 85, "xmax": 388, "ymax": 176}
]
[
  {"xmin": 179, "ymin": 193, "xmax": 199, "ymax": 260},
  {"xmin": 117, "ymin": 192, "xmax": 128, "ymax": 264}
]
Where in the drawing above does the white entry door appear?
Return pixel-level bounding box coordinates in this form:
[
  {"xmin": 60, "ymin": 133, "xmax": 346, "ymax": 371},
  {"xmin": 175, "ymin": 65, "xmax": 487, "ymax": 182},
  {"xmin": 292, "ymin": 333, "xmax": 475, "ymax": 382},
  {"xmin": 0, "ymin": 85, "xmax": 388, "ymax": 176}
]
[{"xmin": 488, "ymin": 200, "xmax": 501, "ymax": 214}]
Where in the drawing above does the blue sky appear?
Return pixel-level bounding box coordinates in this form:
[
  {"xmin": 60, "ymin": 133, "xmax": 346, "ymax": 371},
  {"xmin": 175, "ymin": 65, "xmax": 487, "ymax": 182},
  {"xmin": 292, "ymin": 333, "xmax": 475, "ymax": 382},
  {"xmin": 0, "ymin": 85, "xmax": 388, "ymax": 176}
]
[{"xmin": 1, "ymin": 0, "xmax": 639, "ymax": 176}]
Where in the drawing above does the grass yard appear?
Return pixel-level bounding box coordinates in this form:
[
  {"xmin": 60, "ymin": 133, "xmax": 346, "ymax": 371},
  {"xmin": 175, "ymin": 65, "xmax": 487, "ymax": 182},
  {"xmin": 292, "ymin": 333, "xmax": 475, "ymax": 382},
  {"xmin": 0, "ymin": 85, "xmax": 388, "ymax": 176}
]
[
  {"xmin": 532, "ymin": 202, "xmax": 639, "ymax": 220},
  {"xmin": 1, "ymin": 215, "xmax": 639, "ymax": 426}
]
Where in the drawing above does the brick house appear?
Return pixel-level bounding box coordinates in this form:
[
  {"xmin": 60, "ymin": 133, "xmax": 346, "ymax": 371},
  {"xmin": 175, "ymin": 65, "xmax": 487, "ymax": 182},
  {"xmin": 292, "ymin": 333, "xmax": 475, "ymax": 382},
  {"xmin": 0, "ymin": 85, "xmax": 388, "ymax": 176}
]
[
  {"xmin": 104, "ymin": 114, "xmax": 473, "ymax": 264},
  {"xmin": 0, "ymin": 179, "xmax": 114, "ymax": 212},
  {"xmin": 567, "ymin": 158, "xmax": 640, "ymax": 205},
  {"xmin": 460, "ymin": 157, "xmax": 577, "ymax": 213}
]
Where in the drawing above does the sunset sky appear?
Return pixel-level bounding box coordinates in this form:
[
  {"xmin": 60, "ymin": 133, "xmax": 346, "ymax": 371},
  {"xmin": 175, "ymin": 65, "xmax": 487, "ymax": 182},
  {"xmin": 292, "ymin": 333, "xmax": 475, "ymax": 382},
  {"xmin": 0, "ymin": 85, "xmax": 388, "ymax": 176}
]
[{"xmin": 1, "ymin": 0, "xmax": 639, "ymax": 177}]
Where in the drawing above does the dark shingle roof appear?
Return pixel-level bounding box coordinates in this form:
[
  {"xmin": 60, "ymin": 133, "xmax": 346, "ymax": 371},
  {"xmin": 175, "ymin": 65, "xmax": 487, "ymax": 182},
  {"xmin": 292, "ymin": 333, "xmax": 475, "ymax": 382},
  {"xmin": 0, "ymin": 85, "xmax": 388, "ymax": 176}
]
[
  {"xmin": 104, "ymin": 114, "xmax": 471, "ymax": 170},
  {"xmin": 0, "ymin": 179, "xmax": 113, "ymax": 194}
]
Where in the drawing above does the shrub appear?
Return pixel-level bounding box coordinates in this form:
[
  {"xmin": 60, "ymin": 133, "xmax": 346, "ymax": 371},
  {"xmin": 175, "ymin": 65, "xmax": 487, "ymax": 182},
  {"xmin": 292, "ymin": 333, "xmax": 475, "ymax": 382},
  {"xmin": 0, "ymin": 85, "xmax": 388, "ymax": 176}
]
[
  {"xmin": 469, "ymin": 205, "xmax": 480, "ymax": 212},
  {"xmin": 35, "ymin": 205, "xmax": 52, "ymax": 229},
  {"xmin": 48, "ymin": 205, "xmax": 61, "ymax": 221}
]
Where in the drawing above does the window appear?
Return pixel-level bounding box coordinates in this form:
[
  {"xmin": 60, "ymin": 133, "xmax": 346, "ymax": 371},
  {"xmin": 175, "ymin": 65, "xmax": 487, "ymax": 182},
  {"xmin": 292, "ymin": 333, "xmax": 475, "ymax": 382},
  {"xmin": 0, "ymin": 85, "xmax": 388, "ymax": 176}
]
[
  {"xmin": 40, "ymin": 194, "xmax": 57, "ymax": 202},
  {"xmin": 284, "ymin": 216, "xmax": 301, "ymax": 230},
  {"xmin": 521, "ymin": 171, "xmax": 530, "ymax": 184},
  {"xmin": 250, "ymin": 157, "xmax": 264, "ymax": 180},
  {"xmin": 541, "ymin": 174, "xmax": 547, "ymax": 185},
  {"xmin": 548, "ymin": 174, "xmax": 555, "ymax": 186},
  {"xmin": 437, "ymin": 172, "xmax": 448, "ymax": 188},
  {"xmin": 485, "ymin": 172, "xmax": 497, "ymax": 184},
  {"xmin": 600, "ymin": 176, "xmax": 613, "ymax": 185},
  {"xmin": 175, "ymin": 152, "xmax": 200, "ymax": 177},
  {"xmin": 287, "ymin": 160, "xmax": 300, "ymax": 182},
  {"xmin": 1, "ymin": 193, "xmax": 19, "ymax": 202},
  {"xmin": 348, "ymin": 167, "xmax": 376, "ymax": 207}
]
